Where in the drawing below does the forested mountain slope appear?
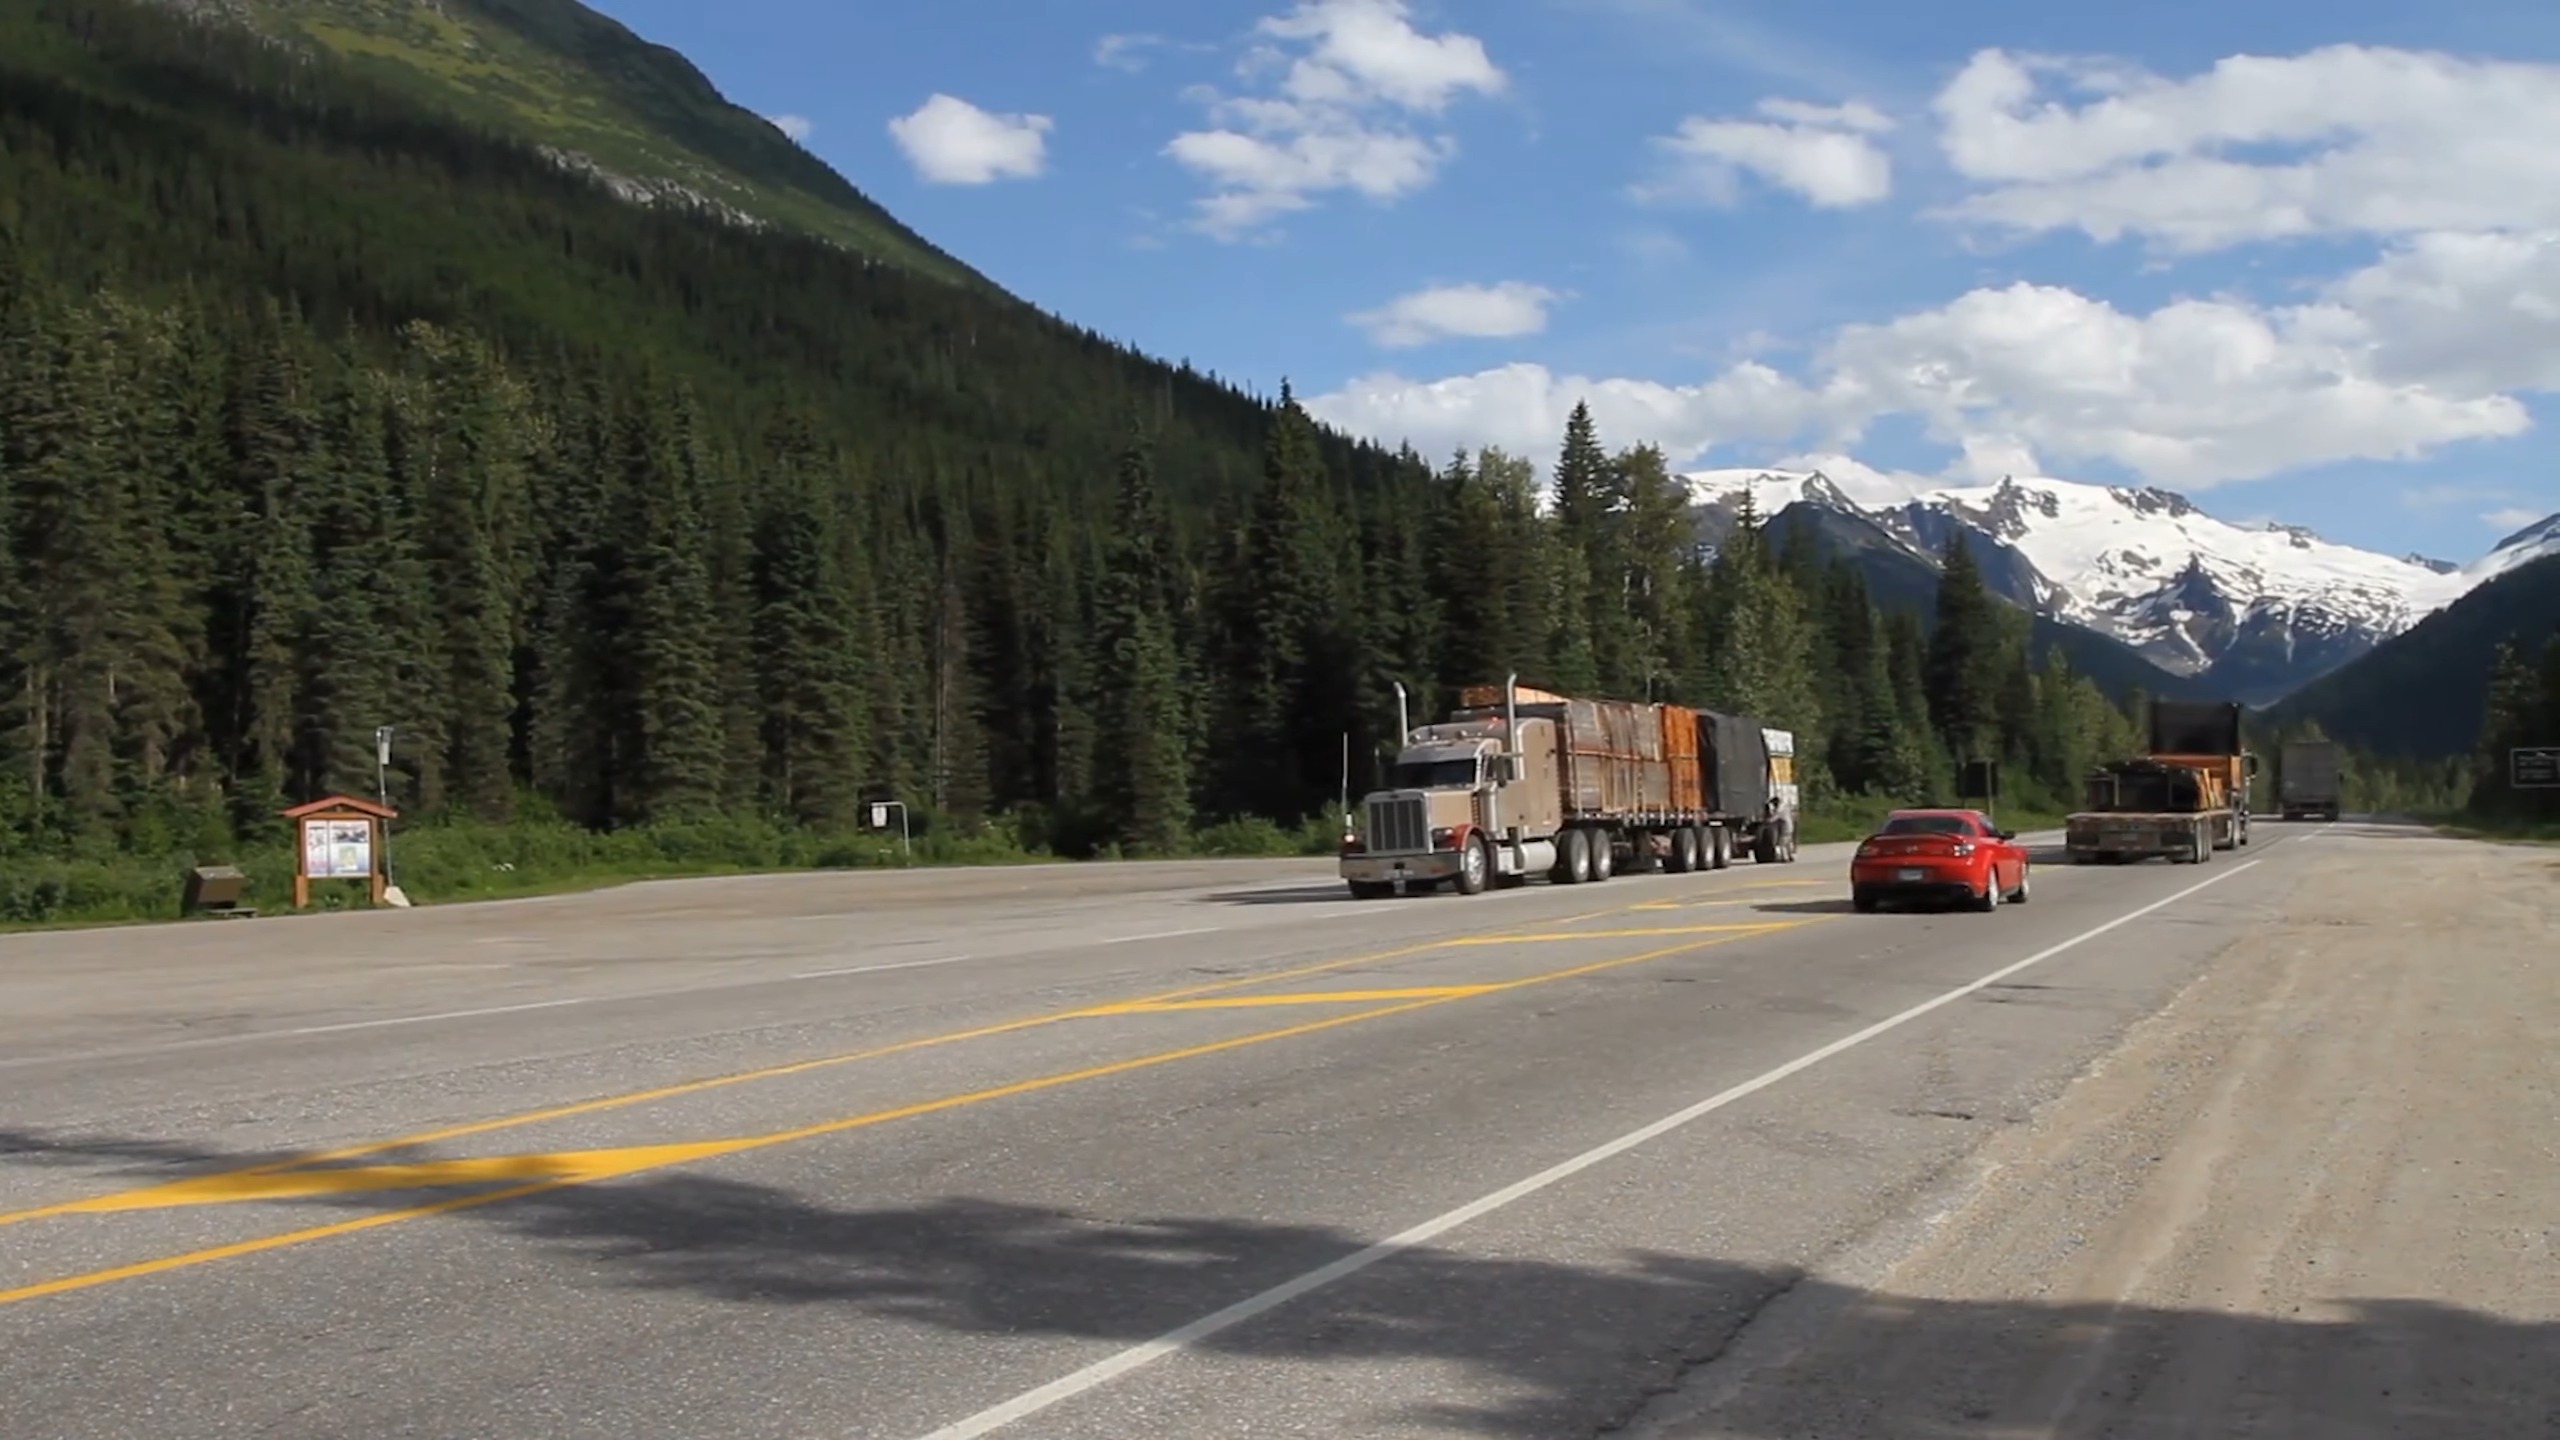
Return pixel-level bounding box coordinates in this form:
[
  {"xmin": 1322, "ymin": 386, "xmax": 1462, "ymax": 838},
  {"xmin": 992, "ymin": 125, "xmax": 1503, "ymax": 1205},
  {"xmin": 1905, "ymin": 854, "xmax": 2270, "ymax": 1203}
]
[
  {"xmin": 148, "ymin": 0, "xmax": 986, "ymax": 285},
  {"xmin": 1, "ymin": 0, "xmax": 2152, "ymax": 898},
  {"xmin": 2259, "ymin": 554, "xmax": 2560, "ymax": 759}
]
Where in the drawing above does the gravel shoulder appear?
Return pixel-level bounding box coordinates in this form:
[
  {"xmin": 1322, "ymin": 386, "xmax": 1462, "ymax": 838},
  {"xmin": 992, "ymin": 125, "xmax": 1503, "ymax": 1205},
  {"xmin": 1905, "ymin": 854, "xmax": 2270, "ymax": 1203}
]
[{"xmin": 1630, "ymin": 822, "xmax": 2560, "ymax": 1439}]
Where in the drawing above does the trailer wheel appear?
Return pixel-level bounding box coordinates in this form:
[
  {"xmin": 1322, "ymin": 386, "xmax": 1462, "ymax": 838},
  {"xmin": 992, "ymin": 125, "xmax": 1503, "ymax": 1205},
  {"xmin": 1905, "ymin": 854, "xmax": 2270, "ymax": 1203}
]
[
  {"xmin": 1669, "ymin": 827, "xmax": 1700, "ymax": 874},
  {"xmin": 1558, "ymin": 827, "xmax": 1592, "ymax": 884},
  {"xmin": 1753, "ymin": 828, "xmax": 1779, "ymax": 864},
  {"xmin": 1590, "ymin": 831, "xmax": 1616, "ymax": 881},
  {"xmin": 1709, "ymin": 825, "xmax": 1732, "ymax": 870}
]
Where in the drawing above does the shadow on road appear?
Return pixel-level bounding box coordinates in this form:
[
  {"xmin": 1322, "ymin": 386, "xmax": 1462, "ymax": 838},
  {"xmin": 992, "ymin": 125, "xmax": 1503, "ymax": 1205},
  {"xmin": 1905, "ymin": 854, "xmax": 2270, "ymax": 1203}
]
[
  {"xmin": 4, "ymin": 1123, "xmax": 2553, "ymax": 1437},
  {"xmin": 1747, "ymin": 898, "xmax": 1858, "ymax": 915},
  {"xmin": 1200, "ymin": 883, "xmax": 1370, "ymax": 906}
]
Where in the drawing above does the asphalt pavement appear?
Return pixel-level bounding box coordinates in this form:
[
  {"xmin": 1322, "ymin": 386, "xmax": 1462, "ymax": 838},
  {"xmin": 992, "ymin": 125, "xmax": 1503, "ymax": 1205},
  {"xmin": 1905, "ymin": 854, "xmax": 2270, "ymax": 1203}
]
[{"xmin": 2, "ymin": 821, "xmax": 2538, "ymax": 1438}]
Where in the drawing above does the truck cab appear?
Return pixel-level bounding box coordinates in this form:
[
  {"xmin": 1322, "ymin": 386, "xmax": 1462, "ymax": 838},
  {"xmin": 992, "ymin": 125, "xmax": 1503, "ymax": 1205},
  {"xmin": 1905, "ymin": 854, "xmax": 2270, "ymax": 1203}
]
[{"xmin": 1340, "ymin": 711, "xmax": 1561, "ymax": 898}]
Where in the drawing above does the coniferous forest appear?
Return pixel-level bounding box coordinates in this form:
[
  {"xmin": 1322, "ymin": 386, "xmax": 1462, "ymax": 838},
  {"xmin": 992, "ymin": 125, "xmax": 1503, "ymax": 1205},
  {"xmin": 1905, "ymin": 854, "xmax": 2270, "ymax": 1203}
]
[{"xmin": 2, "ymin": 0, "xmax": 2162, "ymax": 920}]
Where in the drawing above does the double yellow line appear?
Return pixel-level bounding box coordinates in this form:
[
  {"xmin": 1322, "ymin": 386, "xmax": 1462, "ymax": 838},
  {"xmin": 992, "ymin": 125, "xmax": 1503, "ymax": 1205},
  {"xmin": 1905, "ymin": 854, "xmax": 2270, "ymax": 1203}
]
[{"xmin": 0, "ymin": 906, "xmax": 1817, "ymax": 1308}]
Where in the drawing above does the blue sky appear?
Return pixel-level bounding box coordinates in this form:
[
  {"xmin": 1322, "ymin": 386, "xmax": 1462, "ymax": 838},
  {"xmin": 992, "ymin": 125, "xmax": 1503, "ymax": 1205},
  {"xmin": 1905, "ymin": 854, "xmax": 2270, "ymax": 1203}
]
[{"xmin": 591, "ymin": 0, "xmax": 2560, "ymax": 564}]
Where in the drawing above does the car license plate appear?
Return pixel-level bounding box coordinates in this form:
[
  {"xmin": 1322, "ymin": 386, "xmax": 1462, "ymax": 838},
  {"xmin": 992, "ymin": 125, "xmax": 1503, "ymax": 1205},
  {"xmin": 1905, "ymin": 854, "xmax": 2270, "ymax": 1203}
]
[{"xmin": 1897, "ymin": 867, "xmax": 1925, "ymax": 881}]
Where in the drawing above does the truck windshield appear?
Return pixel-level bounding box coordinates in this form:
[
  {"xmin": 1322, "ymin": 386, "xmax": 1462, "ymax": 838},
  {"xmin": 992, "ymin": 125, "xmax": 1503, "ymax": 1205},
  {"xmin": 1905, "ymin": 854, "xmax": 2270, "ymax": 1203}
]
[{"xmin": 1391, "ymin": 757, "xmax": 1479, "ymax": 789}]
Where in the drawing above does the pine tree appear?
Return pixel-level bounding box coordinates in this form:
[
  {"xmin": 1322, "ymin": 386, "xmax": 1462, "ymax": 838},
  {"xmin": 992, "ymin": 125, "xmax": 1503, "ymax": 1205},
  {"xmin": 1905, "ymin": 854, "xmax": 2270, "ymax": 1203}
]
[
  {"xmin": 1613, "ymin": 443, "xmax": 1694, "ymax": 701},
  {"xmin": 603, "ymin": 379, "xmax": 725, "ymax": 826},
  {"xmin": 1925, "ymin": 531, "xmax": 2003, "ymax": 768},
  {"xmin": 1087, "ymin": 422, "xmax": 1192, "ymax": 852},
  {"xmin": 750, "ymin": 475, "xmax": 866, "ymax": 827}
]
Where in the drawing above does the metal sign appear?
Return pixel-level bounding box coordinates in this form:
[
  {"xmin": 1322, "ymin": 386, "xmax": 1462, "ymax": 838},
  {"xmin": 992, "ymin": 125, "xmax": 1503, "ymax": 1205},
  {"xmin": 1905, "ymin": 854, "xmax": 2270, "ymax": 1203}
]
[
  {"xmin": 871, "ymin": 803, "xmax": 890, "ymax": 828},
  {"xmin": 1957, "ymin": 759, "xmax": 1999, "ymax": 801},
  {"xmin": 2512, "ymin": 746, "xmax": 2560, "ymax": 790}
]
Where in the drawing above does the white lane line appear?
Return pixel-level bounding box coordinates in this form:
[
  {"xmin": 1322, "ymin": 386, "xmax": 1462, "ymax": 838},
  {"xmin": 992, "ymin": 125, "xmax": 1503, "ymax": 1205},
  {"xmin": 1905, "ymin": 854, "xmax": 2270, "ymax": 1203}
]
[
  {"xmin": 908, "ymin": 854, "xmax": 2270, "ymax": 1440},
  {"xmin": 792, "ymin": 955, "xmax": 976, "ymax": 981},
  {"xmin": 1102, "ymin": 927, "xmax": 1218, "ymax": 944}
]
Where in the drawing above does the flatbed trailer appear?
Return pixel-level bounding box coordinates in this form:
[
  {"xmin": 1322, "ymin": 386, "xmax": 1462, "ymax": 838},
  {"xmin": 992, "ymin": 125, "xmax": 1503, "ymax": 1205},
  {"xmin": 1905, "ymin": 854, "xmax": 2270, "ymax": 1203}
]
[{"xmin": 2065, "ymin": 758, "xmax": 2232, "ymax": 865}]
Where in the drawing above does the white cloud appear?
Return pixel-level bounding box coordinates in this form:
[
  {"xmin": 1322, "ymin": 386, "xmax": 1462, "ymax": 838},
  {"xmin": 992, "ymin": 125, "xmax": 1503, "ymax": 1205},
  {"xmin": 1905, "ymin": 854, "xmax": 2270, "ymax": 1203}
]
[
  {"xmin": 766, "ymin": 114, "xmax": 814, "ymax": 143},
  {"xmin": 1307, "ymin": 246, "xmax": 2552, "ymax": 491},
  {"xmin": 1348, "ymin": 281, "xmax": 1560, "ymax": 347},
  {"xmin": 1164, "ymin": 0, "xmax": 1506, "ymax": 239},
  {"xmin": 1933, "ymin": 46, "xmax": 2560, "ymax": 251},
  {"xmin": 2483, "ymin": 507, "xmax": 2546, "ymax": 531},
  {"xmin": 1095, "ymin": 33, "xmax": 1161, "ymax": 72},
  {"xmin": 1636, "ymin": 96, "xmax": 1894, "ymax": 209},
  {"xmin": 1308, "ymin": 359, "xmax": 1845, "ymax": 476},
  {"xmin": 2319, "ymin": 230, "xmax": 2560, "ymax": 395},
  {"xmin": 887, "ymin": 94, "xmax": 1053, "ymax": 185}
]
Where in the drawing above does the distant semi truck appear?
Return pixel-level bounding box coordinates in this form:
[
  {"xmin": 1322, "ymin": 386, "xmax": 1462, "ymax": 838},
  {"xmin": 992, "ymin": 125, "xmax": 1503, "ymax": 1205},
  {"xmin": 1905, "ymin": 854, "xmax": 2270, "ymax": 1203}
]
[
  {"xmin": 2278, "ymin": 740, "xmax": 2343, "ymax": 822},
  {"xmin": 2065, "ymin": 698, "xmax": 2258, "ymax": 864},
  {"xmin": 1338, "ymin": 676, "xmax": 1799, "ymax": 898}
]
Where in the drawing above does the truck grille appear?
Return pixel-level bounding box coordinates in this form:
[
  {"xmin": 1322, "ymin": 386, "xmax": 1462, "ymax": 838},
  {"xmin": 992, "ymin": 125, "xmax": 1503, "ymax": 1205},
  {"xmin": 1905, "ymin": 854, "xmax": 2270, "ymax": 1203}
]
[{"xmin": 1366, "ymin": 795, "xmax": 1429, "ymax": 854}]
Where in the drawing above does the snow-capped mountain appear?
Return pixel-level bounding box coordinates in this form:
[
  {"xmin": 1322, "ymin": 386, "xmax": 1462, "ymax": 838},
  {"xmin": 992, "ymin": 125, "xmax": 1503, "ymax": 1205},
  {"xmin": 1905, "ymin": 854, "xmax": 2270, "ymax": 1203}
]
[{"xmin": 1682, "ymin": 467, "xmax": 2558, "ymax": 704}]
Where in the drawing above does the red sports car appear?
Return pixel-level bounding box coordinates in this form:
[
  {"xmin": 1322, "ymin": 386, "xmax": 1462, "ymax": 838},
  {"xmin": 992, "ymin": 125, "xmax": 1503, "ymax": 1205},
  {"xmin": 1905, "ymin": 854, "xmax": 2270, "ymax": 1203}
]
[{"xmin": 1850, "ymin": 808, "xmax": 2031, "ymax": 913}]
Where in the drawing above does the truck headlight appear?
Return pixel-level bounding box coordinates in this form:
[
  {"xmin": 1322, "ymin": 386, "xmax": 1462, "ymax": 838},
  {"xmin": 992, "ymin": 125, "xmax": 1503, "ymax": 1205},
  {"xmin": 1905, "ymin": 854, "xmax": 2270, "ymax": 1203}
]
[{"xmin": 1429, "ymin": 827, "xmax": 1457, "ymax": 850}]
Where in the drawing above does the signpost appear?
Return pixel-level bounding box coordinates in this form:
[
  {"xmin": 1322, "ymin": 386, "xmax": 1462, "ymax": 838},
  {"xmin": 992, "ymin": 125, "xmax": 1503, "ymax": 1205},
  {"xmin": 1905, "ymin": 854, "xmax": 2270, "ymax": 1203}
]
[
  {"xmin": 279, "ymin": 794, "xmax": 399, "ymax": 909},
  {"xmin": 870, "ymin": 799, "xmax": 912, "ymax": 861},
  {"xmin": 1958, "ymin": 758, "xmax": 2000, "ymax": 824},
  {"xmin": 2512, "ymin": 746, "xmax": 2560, "ymax": 790}
]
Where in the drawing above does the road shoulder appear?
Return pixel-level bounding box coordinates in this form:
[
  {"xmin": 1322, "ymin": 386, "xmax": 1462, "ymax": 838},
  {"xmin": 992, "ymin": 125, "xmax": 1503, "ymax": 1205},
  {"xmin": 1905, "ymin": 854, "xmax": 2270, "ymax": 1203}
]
[{"xmin": 1630, "ymin": 826, "xmax": 2560, "ymax": 1438}]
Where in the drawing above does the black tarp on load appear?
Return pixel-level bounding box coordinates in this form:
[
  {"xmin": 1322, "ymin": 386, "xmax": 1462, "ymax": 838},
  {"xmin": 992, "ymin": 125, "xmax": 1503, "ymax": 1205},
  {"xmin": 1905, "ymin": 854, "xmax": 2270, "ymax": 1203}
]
[
  {"xmin": 2148, "ymin": 699, "xmax": 2243, "ymax": 755},
  {"xmin": 1701, "ymin": 710, "xmax": 1770, "ymax": 816}
]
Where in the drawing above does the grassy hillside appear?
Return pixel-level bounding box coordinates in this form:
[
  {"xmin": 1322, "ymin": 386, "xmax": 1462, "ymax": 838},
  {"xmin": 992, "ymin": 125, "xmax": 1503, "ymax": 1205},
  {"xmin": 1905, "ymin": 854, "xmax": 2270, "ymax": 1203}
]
[
  {"xmin": 205, "ymin": 0, "xmax": 991, "ymax": 288},
  {"xmin": 2259, "ymin": 553, "xmax": 2560, "ymax": 758}
]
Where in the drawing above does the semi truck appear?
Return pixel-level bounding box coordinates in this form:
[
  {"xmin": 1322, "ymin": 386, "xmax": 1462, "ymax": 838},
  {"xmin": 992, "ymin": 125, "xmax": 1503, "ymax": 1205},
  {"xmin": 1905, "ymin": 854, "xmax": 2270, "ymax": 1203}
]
[
  {"xmin": 2064, "ymin": 697, "xmax": 2257, "ymax": 863},
  {"xmin": 2278, "ymin": 739, "xmax": 2343, "ymax": 822},
  {"xmin": 1338, "ymin": 676, "xmax": 1800, "ymax": 898},
  {"xmin": 2144, "ymin": 698, "xmax": 2256, "ymax": 850}
]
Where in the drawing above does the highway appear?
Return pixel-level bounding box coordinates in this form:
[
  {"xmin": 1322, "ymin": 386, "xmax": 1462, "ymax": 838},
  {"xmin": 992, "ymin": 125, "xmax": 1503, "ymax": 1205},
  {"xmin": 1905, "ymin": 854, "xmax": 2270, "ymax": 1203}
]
[{"xmin": 3, "ymin": 822, "xmax": 2552, "ymax": 1438}]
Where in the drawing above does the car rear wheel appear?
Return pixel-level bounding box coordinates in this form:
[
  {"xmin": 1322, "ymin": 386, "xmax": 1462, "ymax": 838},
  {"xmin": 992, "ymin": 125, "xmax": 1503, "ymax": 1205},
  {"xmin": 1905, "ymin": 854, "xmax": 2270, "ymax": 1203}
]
[
  {"xmin": 1973, "ymin": 873, "xmax": 2000, "ymax": 912},
  {"xmin": 2008, "ymin": 863, "xmax": 2030, "ymax": 903},
  {"xmin": 1852, "ymin": 887, "xmax": 1878, "ymax": 914}
]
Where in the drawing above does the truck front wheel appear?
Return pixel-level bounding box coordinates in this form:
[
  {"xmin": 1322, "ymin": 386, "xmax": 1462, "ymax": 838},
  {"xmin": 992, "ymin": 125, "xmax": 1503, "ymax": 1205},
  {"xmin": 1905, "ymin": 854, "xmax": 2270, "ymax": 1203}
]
[{"xmin": 1454, "ymin": 837, "xmax": 1490, "ymax": 895}]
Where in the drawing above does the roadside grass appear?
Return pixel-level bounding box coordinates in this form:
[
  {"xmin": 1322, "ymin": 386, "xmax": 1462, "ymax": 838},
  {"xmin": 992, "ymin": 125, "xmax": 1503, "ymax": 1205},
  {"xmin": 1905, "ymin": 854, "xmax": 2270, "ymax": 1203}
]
[
  {"xmin": 2426, "ymin": 816, "xmax": 2560, "ymax": 846},
  {"xmin": 0, "ymin": 809, "xmax": 1348, "ymax": 934}
]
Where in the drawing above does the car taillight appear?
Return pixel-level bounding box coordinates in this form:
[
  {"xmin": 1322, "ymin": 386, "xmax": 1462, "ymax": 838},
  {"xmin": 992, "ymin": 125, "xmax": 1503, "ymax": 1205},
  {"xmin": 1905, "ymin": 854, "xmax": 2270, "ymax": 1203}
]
[{"xmin": 1950, "ymin": 842, "xmax": 1974, "ymax": 857}]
